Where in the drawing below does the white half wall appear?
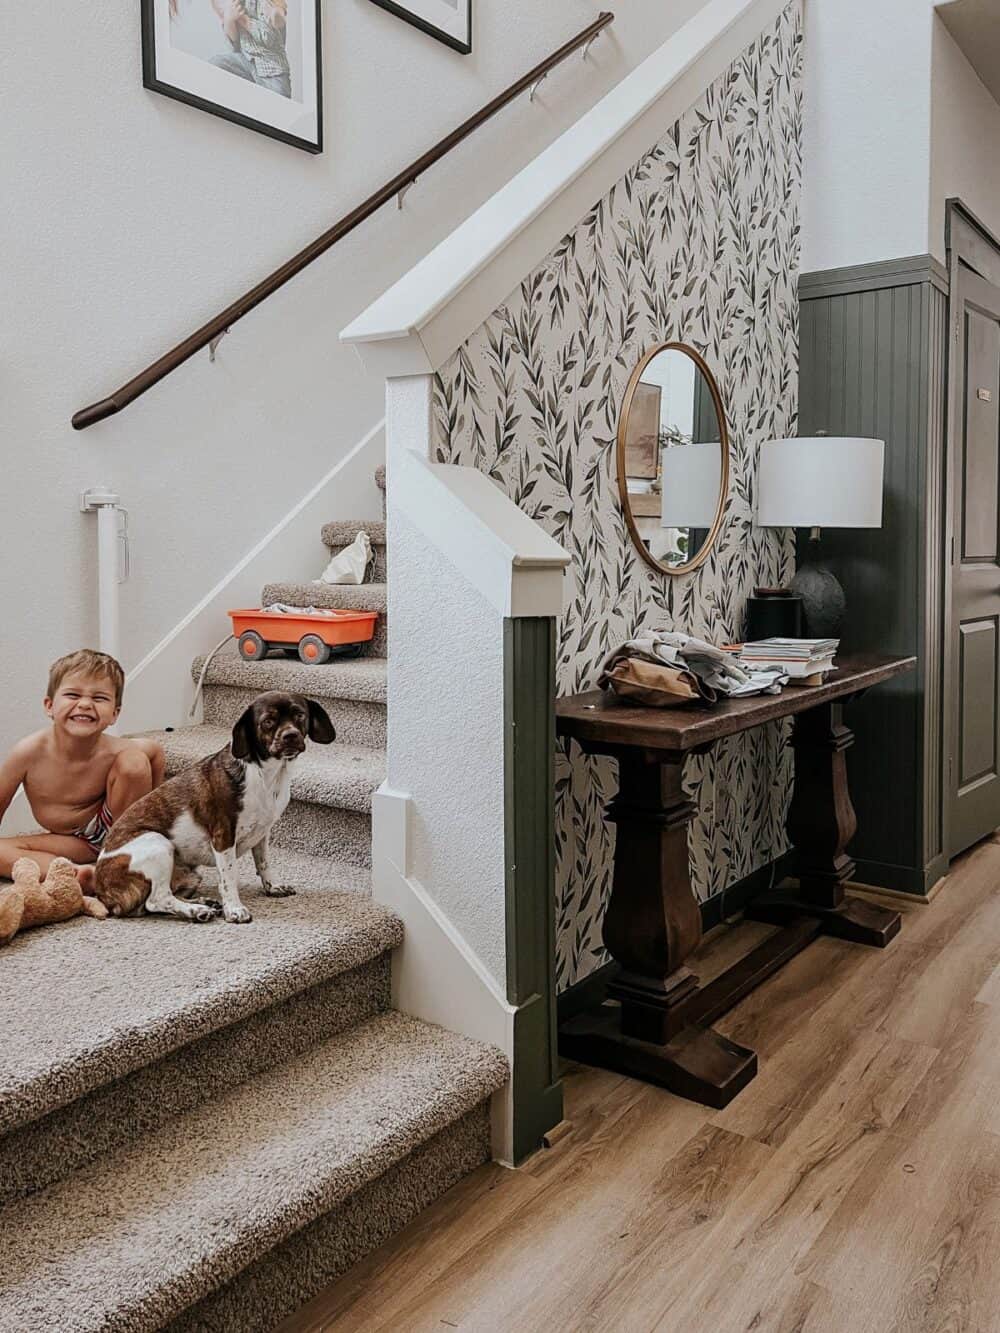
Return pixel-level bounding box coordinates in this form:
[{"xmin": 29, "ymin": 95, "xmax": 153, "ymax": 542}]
[{"xmin": 372, "ymin": 786, "xmax": 517, "ymax": 1163}]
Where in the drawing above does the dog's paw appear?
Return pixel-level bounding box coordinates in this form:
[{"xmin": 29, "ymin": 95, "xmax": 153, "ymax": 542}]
[
  {"xmin": 223, "ymin": 904, "xmax": 253, "ymax": 924},
  {"xmin": 263, "ymin": 883, "xmax": 296, "ymax": 898},
  {"xmin": 191, "ymin": 904, "xmax": 219, "ymax": 923}
]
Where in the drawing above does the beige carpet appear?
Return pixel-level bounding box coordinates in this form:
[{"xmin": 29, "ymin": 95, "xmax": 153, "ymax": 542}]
[
  {"xmin": 0, "ymin": 849, "xmax": 397, "ymax": 1136},
  {"xmin": 0, "ymin": 1012, "xmax": 506, "ymax": 1333}
]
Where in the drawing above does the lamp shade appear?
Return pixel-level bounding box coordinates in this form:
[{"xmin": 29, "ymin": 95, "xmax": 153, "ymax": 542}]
[
  {"xmin": 757, "ymin": 437, "xmax": 884, "ymax": 528},
  {"xmin": 660, "ymin": 442, "xmax": 723, "ymax": 528}
]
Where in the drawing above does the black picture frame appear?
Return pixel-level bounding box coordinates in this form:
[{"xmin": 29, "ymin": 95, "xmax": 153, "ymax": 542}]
[
  {"xmin": 369, "ymin": 0, "xmax": 472, "ymax": 55},
  {"xmin": 140, "ymin": 0, "xmax": 323, "ymax": 154}
]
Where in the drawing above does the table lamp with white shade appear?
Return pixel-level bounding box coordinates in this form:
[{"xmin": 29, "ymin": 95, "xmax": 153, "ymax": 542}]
[{"xmin": 756, "ymin": 436, "xmax": 885, "ymax": 637}]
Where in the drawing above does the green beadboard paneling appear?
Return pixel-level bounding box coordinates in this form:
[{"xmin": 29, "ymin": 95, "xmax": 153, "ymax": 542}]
[{"xmin": 799, "ymin": 274, "xmax": 947, "ymax": 893}]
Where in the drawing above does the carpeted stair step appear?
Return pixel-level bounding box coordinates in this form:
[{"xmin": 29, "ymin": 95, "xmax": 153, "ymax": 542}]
[
  {"xmin": 0, "ymin": 851, "xmax": 398, "ymax": 1203},
  {"xmin": 193, "ymin": 643, "xmax": 387, "ymax": 748},
  {"xmin": 321, "ymin": 519, "xmax": 387, "ymax": 580},
  {"xmin": 262, "ymin": 581, "xmax": 388, "ymax": 657},
  {"xmin": 0, "ymin": 1013, "xmax": 507, "ymax": 1333},
  {"xmin": 150, "ymin": 725, "xmax": 384, "ymax": 864}
]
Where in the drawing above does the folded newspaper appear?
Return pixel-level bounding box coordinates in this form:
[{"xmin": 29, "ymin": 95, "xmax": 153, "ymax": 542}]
[{"xmin": 599, "ymin": 631, "xmax": 787, "ymax": 703}]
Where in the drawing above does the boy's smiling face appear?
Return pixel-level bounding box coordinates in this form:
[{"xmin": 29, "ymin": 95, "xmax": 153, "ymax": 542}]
[{"xmin": 44, "ymin": 671, "xmax": 120, "ymax": 737}]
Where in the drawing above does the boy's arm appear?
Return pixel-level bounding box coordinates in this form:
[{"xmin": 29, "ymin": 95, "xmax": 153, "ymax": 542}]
[{"xmin": 0, "ymin": 739, "xmax": 31, "ymax": 823}]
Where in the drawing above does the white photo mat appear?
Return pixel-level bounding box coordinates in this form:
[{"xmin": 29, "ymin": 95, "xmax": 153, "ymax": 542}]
[{"xmin": 143, "ymin": 0, "xmax": 322, "ymax": 152}]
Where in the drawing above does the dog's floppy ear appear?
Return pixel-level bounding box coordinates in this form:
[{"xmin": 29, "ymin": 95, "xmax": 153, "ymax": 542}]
[
  {"xmin": 307, "ymin": 699, "xmax": 336, "ymax": 745},
  {"xmin": 231, "ymin": 704, "xmax": 259, "ymax": 761}
]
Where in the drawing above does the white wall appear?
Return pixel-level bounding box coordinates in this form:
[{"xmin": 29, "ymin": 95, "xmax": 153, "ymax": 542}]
[
  {"xmin": 802, "ymin": 0, "xmax": 937, "ymax": 272},
  {"xmin": 639, "ymin": 351, "xmax": 697, "ymax": 436},
  {"xmin": 930, "ymin": 15, "xmax": 1000, "ymax": 257},
  {"xmin": 0, "ymin": 0, "xmax": 707, "ymax": 792},
  {"xmin": 803, "ymin": 0, "xmax": 1000, "ymax": 271}
]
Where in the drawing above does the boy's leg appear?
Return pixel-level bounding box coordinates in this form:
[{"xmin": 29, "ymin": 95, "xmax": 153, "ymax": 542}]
[
  {"xmin": 0, "ymin": 834, "xmax": 97, "ymax": 880},
  {"xmin": 106, "ymin": 740, "xmax": 164, "ymax": 821}
]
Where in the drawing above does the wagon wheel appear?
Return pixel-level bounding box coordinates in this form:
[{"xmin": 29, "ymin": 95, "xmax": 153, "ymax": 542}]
[
  {"xmin": 238, "ymin": 630, "xmax": 268, "ymax": 661},
  {"xmin": 298, "ymin": 633, "xmax": 331, "ymax": 665}
]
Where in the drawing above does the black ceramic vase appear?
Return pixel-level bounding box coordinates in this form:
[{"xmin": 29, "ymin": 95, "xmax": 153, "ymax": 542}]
[{"xmin": 788, "ymin": 539, "xmax": 845, "ymax": 638}]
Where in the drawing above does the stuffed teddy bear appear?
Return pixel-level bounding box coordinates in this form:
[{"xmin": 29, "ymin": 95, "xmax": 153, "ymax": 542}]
[{"xmin": 0, "ymin": 857, "xmax": 108, "ymax": 947}]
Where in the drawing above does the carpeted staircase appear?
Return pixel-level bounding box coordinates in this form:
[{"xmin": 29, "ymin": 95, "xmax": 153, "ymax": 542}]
[{"xmin": 0, "ymin": 470, "xmax": 507, "ymax": 1332}]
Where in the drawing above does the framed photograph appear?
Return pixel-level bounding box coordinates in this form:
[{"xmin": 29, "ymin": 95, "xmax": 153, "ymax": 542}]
[
  {"xmin": 624, "ymin": 382, "xmax": 661, "ymax": 479},
  {"xmin": 141, "ymin": 0, "xmax": 323, "ymax": 153},
  {"xmin": 369, "ymin": 0, "xmax": 472, "ymax": 55}
]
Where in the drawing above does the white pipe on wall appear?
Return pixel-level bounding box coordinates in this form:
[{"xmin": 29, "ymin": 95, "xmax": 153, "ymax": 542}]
[{"xmin": 80, "ymin": 487, "xmax": 122, "ymax": 661}]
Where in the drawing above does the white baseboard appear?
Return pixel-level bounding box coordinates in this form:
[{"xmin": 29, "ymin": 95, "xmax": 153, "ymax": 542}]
[
  {"xmin": 372, "ymin": 785, "xmax": 516, "ymax": 1165},
  {"xmin": 119, "ymin": 421, "xmax": 385, "ymax": 735}
]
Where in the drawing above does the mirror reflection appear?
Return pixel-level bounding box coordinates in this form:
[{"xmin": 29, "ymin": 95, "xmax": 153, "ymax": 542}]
[{"xmin": 618, "ymin": 345, "xmax": 727, "ymax": 574}]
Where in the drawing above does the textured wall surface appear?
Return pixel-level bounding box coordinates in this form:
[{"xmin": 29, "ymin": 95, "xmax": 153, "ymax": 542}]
[
  {"xmin": 435, "ymin": 3, "xmax": 803, "ymax": 989},
  {"xmin": 389, "ymin": 509, "xmax": 508, "ymax": 988}
]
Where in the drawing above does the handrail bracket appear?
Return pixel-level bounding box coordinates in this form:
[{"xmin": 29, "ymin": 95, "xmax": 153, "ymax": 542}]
[
  {"xmin": 208, "ymin": 327, "xmax": 231, "ymax": 363},
  {"xmin": 529, "ymin": 72, "xmax": 548, "ymax": 102},
  {"xmin": 581, "ymin": 32, "xmax": 603, "ymax": 61}
]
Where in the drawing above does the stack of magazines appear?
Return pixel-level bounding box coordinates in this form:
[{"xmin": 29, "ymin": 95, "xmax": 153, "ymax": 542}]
[{"xmin": 737, "ymin": 637, "xmax": 839, "ymax": 680}]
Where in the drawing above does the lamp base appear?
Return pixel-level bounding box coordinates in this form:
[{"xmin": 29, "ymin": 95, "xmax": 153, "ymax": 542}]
[{"xmin": 788, "ymin": 541, "xmax": 845, "ymax": 639}]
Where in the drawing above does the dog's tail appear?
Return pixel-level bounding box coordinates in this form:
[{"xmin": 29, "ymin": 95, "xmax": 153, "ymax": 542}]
[{"xmin": 94, "ymin": 854, "xmax": 151, "ymax": 918}]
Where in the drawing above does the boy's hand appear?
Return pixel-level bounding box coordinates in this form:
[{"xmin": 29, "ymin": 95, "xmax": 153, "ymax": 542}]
[{"xmin": 228, "ymin": 0, "xmax": 251, "ymax": 29}]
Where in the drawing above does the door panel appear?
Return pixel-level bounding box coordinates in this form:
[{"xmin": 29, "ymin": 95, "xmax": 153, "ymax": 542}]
[
  {"xmin": 958, "ymin": 618, "xmax": 998, "ymax": 788},
  {"xmin": 950, "ymin": 266, "xmax": 1000, "ymax": 857},
  {"xmin": 961, "ymin": 312, "xmax": 1000, "ymax": 560}
]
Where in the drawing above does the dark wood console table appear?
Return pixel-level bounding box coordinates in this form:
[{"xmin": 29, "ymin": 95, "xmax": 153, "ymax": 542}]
[{"xmin": 556, "ymin": 653, "xmax": 916, "ymax": 1108}]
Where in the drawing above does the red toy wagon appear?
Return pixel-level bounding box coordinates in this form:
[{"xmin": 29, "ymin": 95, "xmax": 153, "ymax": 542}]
[{"xmin": 228, "ymin": 607, "xmax": 378, "ymax": 665}]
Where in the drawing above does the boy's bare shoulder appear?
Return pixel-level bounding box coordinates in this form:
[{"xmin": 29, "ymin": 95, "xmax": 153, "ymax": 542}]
[{"xmin": 9, "ymin": 730, "xmax": 50, "ymax": 761}]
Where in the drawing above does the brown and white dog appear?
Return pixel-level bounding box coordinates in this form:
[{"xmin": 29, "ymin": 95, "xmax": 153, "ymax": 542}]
[{"xmin": 94, "ymin": 692, "xmax": 335, "ymax": 924}]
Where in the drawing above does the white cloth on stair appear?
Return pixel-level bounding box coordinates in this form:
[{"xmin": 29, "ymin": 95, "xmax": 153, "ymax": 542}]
[{"xmin": 316, "ymin": 531, "xmax": 373, "ymax": 586}]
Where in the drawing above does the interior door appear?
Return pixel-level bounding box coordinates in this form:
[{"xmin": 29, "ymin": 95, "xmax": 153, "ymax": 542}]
[{"xmin": 950, "ymin": 264, "xmax": 1000, "ymax": 857}]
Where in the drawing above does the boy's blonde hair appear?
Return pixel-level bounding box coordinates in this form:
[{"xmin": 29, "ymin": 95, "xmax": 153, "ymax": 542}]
[{"xmin": 47, "ymin": 650, "xmax": 125, "ymax": 709}]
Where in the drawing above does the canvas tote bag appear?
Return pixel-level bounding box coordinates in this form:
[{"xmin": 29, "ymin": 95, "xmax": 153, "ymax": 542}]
[{"xmin": 598, "ymin": 657, "xmax": 709, "ymax": 707}]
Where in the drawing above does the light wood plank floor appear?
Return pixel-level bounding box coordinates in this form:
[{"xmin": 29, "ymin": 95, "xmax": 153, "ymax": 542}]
[{"xmin": 278, "ymin": 839, "xmax": 1000, "ymax": 1333}]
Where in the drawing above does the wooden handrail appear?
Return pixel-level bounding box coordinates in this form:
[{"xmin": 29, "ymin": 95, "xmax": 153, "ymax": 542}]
[{"xmin": 72, "ymin": 12, "xmax": 614, "ymax": 430}]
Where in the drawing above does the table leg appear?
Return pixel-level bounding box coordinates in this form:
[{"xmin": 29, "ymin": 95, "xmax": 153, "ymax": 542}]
[
  {"xmin": 559, "ymin": 750, "xmax": 757, "ymax": 1108},
  {"xmin": 745, "ymin": 700, "xmax": 901, "ymax": 947}
]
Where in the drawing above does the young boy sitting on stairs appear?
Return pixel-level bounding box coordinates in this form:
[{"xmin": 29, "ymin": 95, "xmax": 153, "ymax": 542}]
[{"xmin": 0, "ymin": 650, "xmax": 165, "ymax": 888}]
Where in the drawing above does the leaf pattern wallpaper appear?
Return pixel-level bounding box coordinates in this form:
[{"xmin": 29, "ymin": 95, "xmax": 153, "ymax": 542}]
[{"xmin": 434, "ymin": 2, "xmax": 803, "ymax": 990}]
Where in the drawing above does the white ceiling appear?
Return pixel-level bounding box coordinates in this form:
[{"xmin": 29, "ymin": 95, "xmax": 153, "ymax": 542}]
[{"xmin": 937, "ymin": 0, "xmax": 1000, "ymax": 104}]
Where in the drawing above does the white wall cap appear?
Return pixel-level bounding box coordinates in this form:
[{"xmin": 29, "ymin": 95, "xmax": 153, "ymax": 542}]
[
  {"xmin": 428, "ymin": 461, "xmax": 570, "ymax": 569},
  {"xmin": 397, "ymin": 451, "xmax": 569, "ymax": 617},
  {"xmin": 340, "ymin": 0, "xmax": 788, "ymax": 377}
]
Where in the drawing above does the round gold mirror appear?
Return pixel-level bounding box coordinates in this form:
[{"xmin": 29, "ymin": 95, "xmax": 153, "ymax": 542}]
[{"xmin": 616, "ymin": 343, "xmax": 730, "ymax": 575}]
